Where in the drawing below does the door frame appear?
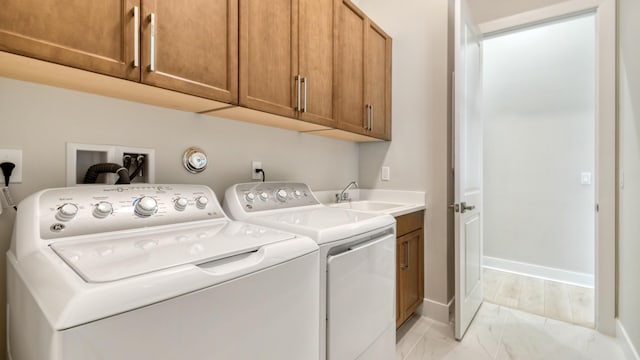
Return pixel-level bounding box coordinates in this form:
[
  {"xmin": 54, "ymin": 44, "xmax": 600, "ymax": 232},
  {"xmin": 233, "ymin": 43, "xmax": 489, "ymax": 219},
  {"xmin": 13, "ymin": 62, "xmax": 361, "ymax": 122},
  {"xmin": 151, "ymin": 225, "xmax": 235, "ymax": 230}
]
[{"xmin": 478, "ymin": 0, "xmax": 616, "ymax": 335}]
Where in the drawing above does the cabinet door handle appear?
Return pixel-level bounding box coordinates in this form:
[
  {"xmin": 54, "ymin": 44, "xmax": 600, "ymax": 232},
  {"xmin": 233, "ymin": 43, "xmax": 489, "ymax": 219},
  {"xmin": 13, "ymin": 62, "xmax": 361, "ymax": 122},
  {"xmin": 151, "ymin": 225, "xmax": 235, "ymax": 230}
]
[
  {"xmin": 405, "ymin": 241, "xmax": 411, "ymax": 269},
  {"xmin": 133, "ymin": 6, "xmax": 140, "ymax": 67},
  {"xmin": 370, "ymin": 104, "xmax": 374, "ymax": 131},
  {"xmin": 405, "ymin": 240, "xmax": 410, "ymax": 268},
  {"xmin": 295, "ymin": 75, "xmax": 301, "ymax": 112},
  {"xmin": 302, "ymin": 77, "xmax": 307, "ymax": 113},
  {"xmin": 401, "ymin": 241, "xmax": 409, "ymax": 269},
  {"xmin": 365, "ymin": 104, "xmax": 369, "ymax": 130},
  {"xmin": 148, "ymin": 13, "xmax": 156, "ymax": 72}
]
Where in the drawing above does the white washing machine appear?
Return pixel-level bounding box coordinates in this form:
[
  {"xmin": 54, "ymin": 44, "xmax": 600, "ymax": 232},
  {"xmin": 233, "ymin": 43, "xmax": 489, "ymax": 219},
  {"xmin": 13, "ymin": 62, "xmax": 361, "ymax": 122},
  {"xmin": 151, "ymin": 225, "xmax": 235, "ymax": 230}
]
[
  {"xmin": 7, "ymin": 184, "xmax": 319, "ymax": 360},
  {"xmin": 224, "ymin": 182, "xmax": 396, "ymax": 360}
]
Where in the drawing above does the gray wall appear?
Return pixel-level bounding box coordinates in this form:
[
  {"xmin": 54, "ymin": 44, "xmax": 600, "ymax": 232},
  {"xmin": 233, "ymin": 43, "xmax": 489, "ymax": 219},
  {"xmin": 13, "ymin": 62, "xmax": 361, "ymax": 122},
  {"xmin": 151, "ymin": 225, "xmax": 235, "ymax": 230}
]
[
  {"xmin": 0, "ymin": 76, "xmax": 359, "ymax": 356},
  {"xmin": 355, "ymin": 0, "xmax": 454, "ymax": 308},
  {"xmin": 483, "ymin": 15, "xmax": 595, "ymax": 276},
  {"xmin": 618, "ymin": 0, "xmax": 640, "ymax": 352}
]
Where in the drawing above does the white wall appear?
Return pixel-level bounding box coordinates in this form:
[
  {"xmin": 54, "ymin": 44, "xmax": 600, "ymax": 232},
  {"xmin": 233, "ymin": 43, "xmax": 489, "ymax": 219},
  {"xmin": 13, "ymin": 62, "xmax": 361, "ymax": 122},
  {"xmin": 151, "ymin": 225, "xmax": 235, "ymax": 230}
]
[
  {"xmin": 482, "ymin": 15, "xmax": 596, "ymax": 277},
  {"xmin": 618, "ymin": 0, "xmax": 640, "ymax": 353},
  {"xmin": 0, "ymin": 76, "xmax": 359, "ymax": 356},
  {"xmin": 355, "ymin": 0, "xmax": 454, "ymax": 311}
]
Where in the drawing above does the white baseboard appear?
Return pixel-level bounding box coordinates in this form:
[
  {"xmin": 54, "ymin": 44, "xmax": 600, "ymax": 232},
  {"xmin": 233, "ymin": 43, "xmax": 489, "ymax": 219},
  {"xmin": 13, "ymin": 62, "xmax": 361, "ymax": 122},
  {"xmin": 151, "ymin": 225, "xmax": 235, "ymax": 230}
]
[
  {"xmin": 417, "ymin": 297, "xmax": 454, "ymax": 324},
  {"xmin": 483, "ymin": 256, "xmax": 594, "ymax": 288},
  {"xmin": 617, "ymin": 320, "xmax": 640, "ymax": 360}
]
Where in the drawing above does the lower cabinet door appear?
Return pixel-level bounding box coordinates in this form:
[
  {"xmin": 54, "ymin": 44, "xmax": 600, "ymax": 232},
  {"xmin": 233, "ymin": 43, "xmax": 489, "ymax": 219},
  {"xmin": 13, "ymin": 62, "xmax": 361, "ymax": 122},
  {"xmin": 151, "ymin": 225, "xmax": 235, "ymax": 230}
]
[{"xmin": 397, "ymin": 228, "xmax": 424, "ymax": 327}]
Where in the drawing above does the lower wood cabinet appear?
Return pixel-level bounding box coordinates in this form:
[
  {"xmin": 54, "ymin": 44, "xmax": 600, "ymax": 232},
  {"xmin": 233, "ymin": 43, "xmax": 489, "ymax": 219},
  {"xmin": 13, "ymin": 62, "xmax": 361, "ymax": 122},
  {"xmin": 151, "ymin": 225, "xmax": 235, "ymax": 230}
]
[{"xmin": 396, "ymin": 210, "xmax": 424, "ymax": 328}]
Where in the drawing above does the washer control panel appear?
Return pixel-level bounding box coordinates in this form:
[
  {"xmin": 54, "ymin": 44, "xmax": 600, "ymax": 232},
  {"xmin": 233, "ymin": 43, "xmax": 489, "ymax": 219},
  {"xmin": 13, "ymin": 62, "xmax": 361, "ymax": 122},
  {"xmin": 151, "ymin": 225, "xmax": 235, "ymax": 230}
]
[
  {"xmin": 232, "ymin": 182, "xmax": 319, "ymax": 212},
  {"xmin": 39, "ymin": 185, "xmax": 225, "ymax": 240}
]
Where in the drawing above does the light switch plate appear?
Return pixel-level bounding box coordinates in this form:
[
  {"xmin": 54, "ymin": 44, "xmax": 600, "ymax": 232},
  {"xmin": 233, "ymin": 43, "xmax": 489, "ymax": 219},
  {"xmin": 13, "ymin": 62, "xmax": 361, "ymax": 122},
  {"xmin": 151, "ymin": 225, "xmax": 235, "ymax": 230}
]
[
  {"xmin": 381, "ymin": 166, "xmax": 390, "ymax": 181},
  {"xmin": 580, "ymin": 172, "xmax": 592, "ymax": 185},
  {"xmin": 0, "ymin": 149, "xmax": 23, "ymax": 183}
]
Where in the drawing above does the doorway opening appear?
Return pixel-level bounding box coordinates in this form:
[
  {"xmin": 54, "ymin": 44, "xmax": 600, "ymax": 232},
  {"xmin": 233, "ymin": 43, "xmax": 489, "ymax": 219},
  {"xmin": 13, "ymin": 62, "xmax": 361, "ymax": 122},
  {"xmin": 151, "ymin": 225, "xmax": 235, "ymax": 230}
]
[{"xmin": 481, "ymin": 13, "xmax": 596, "ymax": 328}]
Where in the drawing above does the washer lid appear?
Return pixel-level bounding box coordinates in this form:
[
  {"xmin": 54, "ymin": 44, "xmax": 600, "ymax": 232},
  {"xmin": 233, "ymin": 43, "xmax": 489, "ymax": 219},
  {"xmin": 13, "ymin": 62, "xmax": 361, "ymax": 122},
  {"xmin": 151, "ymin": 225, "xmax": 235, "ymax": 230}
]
[{"xmin": 50, "ymin": 221, "xmax": 296, "ymax": 283}]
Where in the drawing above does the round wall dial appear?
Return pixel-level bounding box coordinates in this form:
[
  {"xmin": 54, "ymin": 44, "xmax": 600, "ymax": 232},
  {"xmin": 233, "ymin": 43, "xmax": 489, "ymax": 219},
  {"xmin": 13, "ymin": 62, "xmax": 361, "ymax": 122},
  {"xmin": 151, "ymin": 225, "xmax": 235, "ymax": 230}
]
[{"xmin": 183, "ymin": 147, "xmax": 207, "ymax": 174}]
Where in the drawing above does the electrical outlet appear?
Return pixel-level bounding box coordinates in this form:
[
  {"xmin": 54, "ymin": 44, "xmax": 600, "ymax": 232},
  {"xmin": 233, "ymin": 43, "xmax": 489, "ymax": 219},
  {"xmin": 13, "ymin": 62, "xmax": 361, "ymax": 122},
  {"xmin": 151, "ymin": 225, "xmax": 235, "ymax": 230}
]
[
  {"xmin": 0, "ymin": 149, "xmax": 23, "ymax": 184},
  {"xmin": 252, "ymin": 161, "xmax": 262, "ymax": 180}
]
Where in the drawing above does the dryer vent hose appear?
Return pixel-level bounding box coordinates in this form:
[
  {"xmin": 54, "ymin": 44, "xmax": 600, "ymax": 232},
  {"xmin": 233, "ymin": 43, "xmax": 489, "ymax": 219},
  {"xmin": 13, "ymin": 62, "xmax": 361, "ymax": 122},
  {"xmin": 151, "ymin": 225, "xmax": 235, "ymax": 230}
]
[{"xmin": 83, "ymin": 163, "xmax": 131, "ymax": 185}]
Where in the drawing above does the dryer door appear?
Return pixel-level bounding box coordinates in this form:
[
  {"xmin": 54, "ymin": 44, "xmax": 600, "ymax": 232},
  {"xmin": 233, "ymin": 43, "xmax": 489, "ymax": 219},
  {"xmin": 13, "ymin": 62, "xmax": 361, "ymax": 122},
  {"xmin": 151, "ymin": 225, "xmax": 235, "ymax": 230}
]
[{"xmin": 327, "ymin": 233, "xmax": 395, "ymax": 360}]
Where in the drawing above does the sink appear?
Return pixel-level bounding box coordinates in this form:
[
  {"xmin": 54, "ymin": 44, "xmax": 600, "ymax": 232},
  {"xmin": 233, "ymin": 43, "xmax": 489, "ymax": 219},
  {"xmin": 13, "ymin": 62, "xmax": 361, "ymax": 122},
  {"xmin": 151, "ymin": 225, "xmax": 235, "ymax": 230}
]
[{"xmin": 329, "ymin": 200, "xmax": 407, "ymax": 212}]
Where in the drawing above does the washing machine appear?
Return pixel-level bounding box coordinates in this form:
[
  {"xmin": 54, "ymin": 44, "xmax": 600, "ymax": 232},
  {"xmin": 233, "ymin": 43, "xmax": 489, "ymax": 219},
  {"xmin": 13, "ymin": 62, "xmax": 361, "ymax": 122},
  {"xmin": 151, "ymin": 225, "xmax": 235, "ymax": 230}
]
[
  {"xmin": 7, "ymin": 184, "xmax": 319, "ymax": 360},
  {"xmin": 224, "ymin": 182, "xmax": 396, "ymax": 360}
]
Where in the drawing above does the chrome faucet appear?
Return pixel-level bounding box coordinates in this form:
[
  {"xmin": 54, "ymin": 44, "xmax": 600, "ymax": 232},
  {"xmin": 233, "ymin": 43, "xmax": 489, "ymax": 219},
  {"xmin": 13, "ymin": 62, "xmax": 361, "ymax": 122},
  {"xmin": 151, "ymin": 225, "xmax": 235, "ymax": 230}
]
[{"xmin": 336, "ymin": 181, "xmax": 359, "ymax": 203}]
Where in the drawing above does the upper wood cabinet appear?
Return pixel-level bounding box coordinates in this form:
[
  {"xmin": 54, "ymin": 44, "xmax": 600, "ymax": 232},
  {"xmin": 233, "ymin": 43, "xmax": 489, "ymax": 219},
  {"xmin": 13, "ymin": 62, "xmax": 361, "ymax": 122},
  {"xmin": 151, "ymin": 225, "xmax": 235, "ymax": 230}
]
[
  {"xmin": 0, "ymin": 0, "xmax": 389, "ymax": 141},
  {"xmin": 365, "ymin": 21, "xmax": 392, "ymax": 140},
  {"xmin": 334, "ymin": 0, "xmax": 391, "ymax": 140},
  {"xmin": 0, "ymin": 0, "xmax": 238, "ymax": 103},
  {"xmin": 0, "ymin": 0, "xmax": 140, "ymax": 81},
  {"xmin": 334, "ymin": 0, "xmax": 367, "ymax": 136},
  {"xmin": 141, "ymin": 0, "xmax": 238, "ymax": 103},
  {"xmin": 239, "ymin": 0, "xmax": 336, "ymax": 127}
]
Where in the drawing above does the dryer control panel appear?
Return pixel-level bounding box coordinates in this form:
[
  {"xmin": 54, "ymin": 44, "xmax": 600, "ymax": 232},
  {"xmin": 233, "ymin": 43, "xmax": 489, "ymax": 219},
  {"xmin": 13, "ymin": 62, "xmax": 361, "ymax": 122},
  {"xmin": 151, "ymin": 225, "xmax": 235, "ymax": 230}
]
[
  {"xmin": 226, "ymin": 182, "xmax": 320, "ymax": 213},
  {"xmin": 37, "ymin": 184, "xmax": 225, "ymax": 240}
]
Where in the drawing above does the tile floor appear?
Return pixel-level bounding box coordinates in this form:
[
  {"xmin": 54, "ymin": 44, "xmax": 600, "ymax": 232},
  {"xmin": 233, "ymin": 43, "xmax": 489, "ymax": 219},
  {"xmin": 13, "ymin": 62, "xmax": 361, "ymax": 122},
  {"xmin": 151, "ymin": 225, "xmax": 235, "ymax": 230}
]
[
  {"xmin": 395, "ymin": 302, "xmax": 625, "ymax": 360},
  {"xmin": 483, "ymin": 268, "xmax": 594, "ymax": 328}
]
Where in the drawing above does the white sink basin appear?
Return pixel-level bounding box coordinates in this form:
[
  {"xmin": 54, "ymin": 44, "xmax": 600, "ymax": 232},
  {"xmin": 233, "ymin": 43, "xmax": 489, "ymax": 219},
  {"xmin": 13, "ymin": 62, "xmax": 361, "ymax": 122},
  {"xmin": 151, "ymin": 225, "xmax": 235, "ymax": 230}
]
[{"xmin": 329, "ymin": 200, "xmax": 407, "ymax": 212}]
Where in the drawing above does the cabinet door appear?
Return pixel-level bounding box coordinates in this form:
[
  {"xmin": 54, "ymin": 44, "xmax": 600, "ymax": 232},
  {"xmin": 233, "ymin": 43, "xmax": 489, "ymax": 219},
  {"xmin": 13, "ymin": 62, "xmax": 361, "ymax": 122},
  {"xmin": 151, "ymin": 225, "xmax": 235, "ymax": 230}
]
[
  {"xmin": 141, "ymin": 0, "xmax": 238, "ymax": 103},
  {"xmin": 239, "ymin": 0, "xmax": 297, "ymax": 118},
  {"xmin": 0, "ymin": 0, "xmax": 139, "ymax": 81},
  {"xmin": 334, "ymin": 0, "xmax": 367, "ymax": 135},
  {"xmin": 298, "ymin": 0, "xmax": 335, "ymax": 127},
  {"xmin": 365, "ymin": 20, "xmax": 392, "ymax": 140},
  {"xmin": 398, "ymin": 229, "xmax": 424, "ymax": 322}
]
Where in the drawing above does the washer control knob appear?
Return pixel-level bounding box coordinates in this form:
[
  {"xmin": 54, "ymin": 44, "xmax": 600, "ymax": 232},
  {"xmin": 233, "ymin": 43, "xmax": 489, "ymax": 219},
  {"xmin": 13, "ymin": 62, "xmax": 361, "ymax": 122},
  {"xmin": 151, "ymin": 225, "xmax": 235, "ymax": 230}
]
[
  {"xmin": 276, "ymin": 189, "xmax": 288, "ymax": 203},
  {"xmin": 195, "ymin": 196, "xmax": 209, "ymax": 209},
  {"xmin": 134, "ymin": 196, "xmax": 157, "ymax": 217},
  {"xmin": 93, "ymin": 201, "xmax": 113, "ymax": 219},
  {"xmin": 56, "ymin": 203, "xmax": 79, "ymax": 221},
  {"xmin": 245, "ymin": 192, "xmax": 256, "ymax": 203},
  {"xmin": 259, "ymin": 192, "xmax": 269, "ymax": 201},
  {"xmin": 174, "ymin": 197, "xmax": 188, "ymax": 211},
  {"xmin": 293, "ymin": 190, "xmax": 302, "ymax": 198}
]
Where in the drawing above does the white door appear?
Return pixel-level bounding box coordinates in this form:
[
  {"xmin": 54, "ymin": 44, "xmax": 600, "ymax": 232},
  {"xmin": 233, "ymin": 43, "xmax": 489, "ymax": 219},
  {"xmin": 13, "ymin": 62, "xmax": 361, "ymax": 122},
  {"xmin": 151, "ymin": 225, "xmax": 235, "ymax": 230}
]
[{"xmin": 453, "ymin": 0, "xmax": 483, "ymax": 340}]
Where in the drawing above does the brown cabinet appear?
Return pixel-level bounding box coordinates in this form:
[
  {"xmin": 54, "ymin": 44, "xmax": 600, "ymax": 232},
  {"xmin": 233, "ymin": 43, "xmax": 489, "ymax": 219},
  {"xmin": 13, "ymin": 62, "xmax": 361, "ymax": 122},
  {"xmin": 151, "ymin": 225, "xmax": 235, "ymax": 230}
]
[
  {"xmin": 396, "ymin": 210, "xmax": 424, "ymax": 328},
  {"xmin": 334, "ymin": 0, "xmax": 391, "ymax": 140},
  {"xmin": 239, "ymin": 0, "xmax": 335, "ymax": 127},
  {"xmin": 0, "ymin": 0, "xmax": 140, "ymax": 81},
  {"xmin": 0, "ymin": 0, "xmax": 238, "ymax": 103},
  {"xmin": 365, "ymin": 20, "xmax": 392, "ymax": 140},
  {"xmin": 141, "ymin": 0, "xmax": 238, "ymax": 103},
  {"xmin": 0, "ymin": 0, "xmax": 390, "ymax": 141}
]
